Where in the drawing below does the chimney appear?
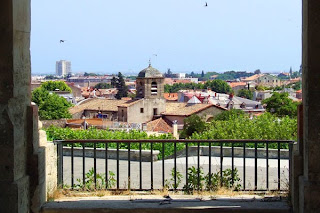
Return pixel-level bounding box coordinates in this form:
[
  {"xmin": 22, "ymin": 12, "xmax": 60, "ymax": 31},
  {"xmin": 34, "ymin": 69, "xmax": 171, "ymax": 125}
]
[{"xmin": 172, "ymin": 121, "xmax": 179, "ymax": 139}]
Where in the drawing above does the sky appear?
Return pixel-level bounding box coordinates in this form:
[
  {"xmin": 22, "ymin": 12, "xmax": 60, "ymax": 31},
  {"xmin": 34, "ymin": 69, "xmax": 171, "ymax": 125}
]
[{"xmin": 31, "ymin": 0, "xmax": 302, "ymax": 75}]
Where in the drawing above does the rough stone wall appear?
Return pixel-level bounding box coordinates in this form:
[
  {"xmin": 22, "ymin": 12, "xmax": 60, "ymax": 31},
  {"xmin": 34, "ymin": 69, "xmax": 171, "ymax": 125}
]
[
  {"xmin": 41, "ymin": 119, "xmax": 66, "ymax": 129},
  {"xmin": 0, "ymin": 0, "xmax": 32, "ymax": 212}
]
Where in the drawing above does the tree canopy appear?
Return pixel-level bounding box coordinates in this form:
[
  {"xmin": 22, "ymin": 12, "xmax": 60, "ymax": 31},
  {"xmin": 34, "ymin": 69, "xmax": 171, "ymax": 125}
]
[
  {"xmin": 262, "ymin": 92, "xmax": 299, "ymax": 118},
  {"xmin": 95, "ymin": 83, "xmax": 112, "ymax": 89},
  {"xmin": 204, "ymin": 79, "xmax": 232, "ymax": 94},
  {"xmin": 115, "ymin": 72, "xmax": 128, "ymax": 99},
  {"xmin": 40, "ymin": 81, "xmax": 72, "ymax": 92},
  {"xmin": 237, "ymin": 89, "xmax": 253, "ymax": 99},
  {"xmin": 32, "ymin": 81, "xmax": 72, "ymax": 120},
  {"xmin": 180, "ymin": 115, "xmax": 206, "ymax": 138}
]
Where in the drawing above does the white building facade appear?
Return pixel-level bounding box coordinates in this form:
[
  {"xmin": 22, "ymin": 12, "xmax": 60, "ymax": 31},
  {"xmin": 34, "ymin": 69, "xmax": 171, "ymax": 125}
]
[{"xmin": 56, "ymin": 60, "xmax": 71, "ymax": 76}]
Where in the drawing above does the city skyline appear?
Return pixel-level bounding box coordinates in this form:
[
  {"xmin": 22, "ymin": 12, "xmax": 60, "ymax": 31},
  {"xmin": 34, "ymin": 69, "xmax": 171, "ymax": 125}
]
[{"xmin": 31, "ymin": 0, "xmax": 302, "ymax": 74}]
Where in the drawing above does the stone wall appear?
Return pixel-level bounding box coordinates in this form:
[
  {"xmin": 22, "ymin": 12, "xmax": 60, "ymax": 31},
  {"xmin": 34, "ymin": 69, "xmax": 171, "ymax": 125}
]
[{"xmin": 41, "ymin": 119, "xmax": 66, "ymax": 129}]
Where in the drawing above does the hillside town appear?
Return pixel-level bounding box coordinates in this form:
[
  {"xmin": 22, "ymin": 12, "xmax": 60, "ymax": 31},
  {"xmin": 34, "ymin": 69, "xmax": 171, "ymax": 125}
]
[{"xmin": 31, "ymin": 61, "xmax": 302, "ymax": 137}]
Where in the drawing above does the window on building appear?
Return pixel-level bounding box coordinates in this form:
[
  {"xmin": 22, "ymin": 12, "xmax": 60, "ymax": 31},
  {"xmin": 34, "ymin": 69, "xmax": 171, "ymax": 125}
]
[
  {"xmin": 153, "ymin": 108, "xmax": 158, "ymax": 115},
  {"xmin": 151, "ymin": 82, "xmax": 157, "ymax": 95},
  {"xmin": 140, "ymin": 108, "xmax": 144, "ymax": 113}
]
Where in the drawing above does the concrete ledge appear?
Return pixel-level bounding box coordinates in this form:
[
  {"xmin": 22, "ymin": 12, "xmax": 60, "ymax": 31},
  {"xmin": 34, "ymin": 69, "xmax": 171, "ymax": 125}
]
[
  {"xmin": 167, "ymin": 146, "xmax": 289, "ymax": 160},
  {"xmin": 63, "ymin": 147, "xmax": 159, "ymax": 162}
]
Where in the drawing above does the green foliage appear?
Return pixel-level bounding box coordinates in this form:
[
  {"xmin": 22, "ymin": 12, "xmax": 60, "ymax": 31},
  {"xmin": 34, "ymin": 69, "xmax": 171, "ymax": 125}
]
[
  {"xmin": 164, "ymin": 82, "xmax": 204, "ymax": 93},
  {"xmin": 183, "ymin": 166, "xmax": 205, "ymax": 193},
  {"xmin": 95, "ymin": 83, "xmax": 112, "ymax": 89},
  {"xmin": 165, "ymin": 167, "xmax": 183, "ymax": 189},
  {"xmin": 180, "ymin": 166, "xmax": 241, "ymax": 193},
  {"xmin": 45, "ymin": 126, "xmax": 175, "ymax": 158},
  {"xmin": 262, "ymin": 92, "xmax": 299, "ymax": 118},
  {"xmin": 191, "ymin": 113, "xmax": 297, "ymax": 148},
  {"xmin": 214, "ymin": 109, "xmax": 245, "ymax": 121},
  {"xmin": 37, "ymin": 92, "xmax": 72, "ymax": 120},
  {"xmin": 205, "ymin": 168, "xmax": 241, "ymax": 191},
  {"xmin": 204, "ymin": 79, "xmax": 232, "ymax": 94},
  {"xmin": 237, "ymin": 89, "xmax": 253, "ymax": 99},
  {"xmin": 84, "ymin": 72, "xmax": 99, "ymax": 76},
  {"xmin": 32, "ymin": 87, "xmax": 72, "ymax": 120},
  {"xmin": 115, "ymin": 72, "xmax": 128, "ymax": 99},
  {"xmin": 75, "ymin": 168, "xmax": 116, "ymax": 190},
  {"xmin": 40, "ymin": 81, "xmax": 72, "ymax": 92},
  {"xmin": 180, "ymin": 115, "xmax": 207, "ymax": 138}
]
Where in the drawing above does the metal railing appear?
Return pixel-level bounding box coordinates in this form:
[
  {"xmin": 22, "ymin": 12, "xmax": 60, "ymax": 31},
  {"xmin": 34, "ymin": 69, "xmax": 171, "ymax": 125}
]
[{"xmin": 54, "ymin": 139, "xmax": 294, "ymax": 191}]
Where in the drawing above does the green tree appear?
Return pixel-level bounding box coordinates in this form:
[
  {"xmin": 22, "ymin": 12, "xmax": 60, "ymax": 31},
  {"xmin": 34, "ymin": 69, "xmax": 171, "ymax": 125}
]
[
  {"xmin": 214, "ymin": 109, "xmax": 245, "ymax": 121},
  {"xmin": 32, "ymin": 81, "xmax": 73, "ymax": 120},
  {"xmin": 115, "ymin": 72, "xmax": 128, "ymax": 99},
  {"xmin": 111, "ymin": 77, "xmax": 117, "ymax": 88},
  {"xmin": 95, "ymin": 83, "xmax": 112, "ymax": 89},
  {"xmin": 40, "ymin": 81, "xmax": 72, "ymax": 92},
  {"xmin": 180, "ymin": 115, "xmax": 207, "ymax": 138},
  {"xmin": 204, "ymin": 79, "xmax": 232, "ymax": 94},
  {"xmin": 32, "ymin": 88, "xmax": 72, "ymax": 120},
  {"xmin": 237, "ymin": 89, "xmax": 253, "ymax": 99},
  {"xmin": 262, "ymin": 92, "xmax": 299, "ymax": 118},
  {"xmin": 254, "ymin": 69, "xmax": 261, "ymax": 74}
]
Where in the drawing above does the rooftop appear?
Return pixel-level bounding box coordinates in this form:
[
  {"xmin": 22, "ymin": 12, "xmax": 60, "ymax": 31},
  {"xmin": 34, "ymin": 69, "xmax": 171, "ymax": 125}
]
[
  {"xmin": 69, "ymin": 98, "xmax": 128, "ymax": 114},
  {"xmin": 162, "ymin": 102, "xmax": 225, "ymax": 116},
  {"xmin": 138, "ymin": 64, "xmax": 163, "ymax": 78}
]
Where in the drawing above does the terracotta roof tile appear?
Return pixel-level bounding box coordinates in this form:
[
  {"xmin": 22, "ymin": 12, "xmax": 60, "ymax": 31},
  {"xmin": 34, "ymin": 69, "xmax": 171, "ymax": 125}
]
[
  {"xmin": 162, "ymin": 102, "xmax": 225, "ymax": 116},
  {"xmin": 163, "ymin": 93, "xmax": 178, "ymax": 101},
  {"xmin": 146, "ymin": 118, "xmax": 172, "ymax": 133},
  {"xmin": 69, "ymin": 98, "xmax": 128, "ymax": 114}
]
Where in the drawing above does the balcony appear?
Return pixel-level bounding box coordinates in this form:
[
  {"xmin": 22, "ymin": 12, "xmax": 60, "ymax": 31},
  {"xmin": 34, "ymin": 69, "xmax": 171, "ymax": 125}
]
[{"xmin": 41, "ymin": 139, "xmax": 293, "ymax": 212}]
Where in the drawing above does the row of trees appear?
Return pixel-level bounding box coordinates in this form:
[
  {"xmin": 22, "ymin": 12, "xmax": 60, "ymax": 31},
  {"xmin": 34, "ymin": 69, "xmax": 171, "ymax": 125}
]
[{"xmin": 165, "ymin": 79, "xmax": 232, "ymax": 94}]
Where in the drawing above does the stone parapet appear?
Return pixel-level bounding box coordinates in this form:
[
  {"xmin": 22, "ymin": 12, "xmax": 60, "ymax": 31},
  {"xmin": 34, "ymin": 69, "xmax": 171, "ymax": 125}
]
[{"xmin": 62, "ymin": 146, "xmax": 159, "ymax": 162}]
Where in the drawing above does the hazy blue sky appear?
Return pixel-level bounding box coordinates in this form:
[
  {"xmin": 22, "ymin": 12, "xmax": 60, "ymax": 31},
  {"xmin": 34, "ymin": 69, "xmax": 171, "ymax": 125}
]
[{"xmin": 31, "ymin": 0, "xmax": 302, "ymax": 75}]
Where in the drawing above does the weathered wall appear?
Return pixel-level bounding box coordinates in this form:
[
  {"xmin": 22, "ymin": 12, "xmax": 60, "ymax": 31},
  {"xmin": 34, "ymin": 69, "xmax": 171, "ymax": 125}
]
[
  {"xmin": 0, "ymin": 0, "xmax": 31, "ymax": 212},
  {"xmin": 127, "ymin": 99, "xmax": 166, "ymax": 124},
  {"xmin": 41, "ymin": 119, "xmax": 66, "ymax": 129}
]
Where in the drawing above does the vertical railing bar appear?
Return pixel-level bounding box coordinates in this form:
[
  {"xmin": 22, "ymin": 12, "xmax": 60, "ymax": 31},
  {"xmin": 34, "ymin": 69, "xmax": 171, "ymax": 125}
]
[
  {"xmin": 278, "ymin": 141, "xmax": 281, "ymax": 191},
  {"xmin": 82, "ymin": 143, "xmax": 85, "ymax": 188},
  {"xmin": 57, "ymin": 142, "xmax": 64, "ymax": 188},
  {"xmin": 174, "ymin": 141, "xmax": 177, "ymax": 190},
  {"xmin": 105, "ymin": 143, "xmax": 108, "ymax": 189},
  {"xmin": 231, "ymin": 143, "xmax": 234, "ymax": 185},
  {"xmin": 117, "ymin": 142, "xmax": 119, "ymax": 190},
  {"xmin": 162, "ymin": 142, "xmax": 165, "ymax": 189},
  {"xmin": 266, "ymin": 142, "xmax": 269, "ymax": 190},
  {"xmin": 289, "ymin": 142, "xmax": 293, "ymax": 196},
  {"xmin": 197, "ymin": 141, "xmax": 200, "ymax": 191},
  {"xmin": 255, "ymin": 142, "xmax": 258, "ymax": 191},
  {"xmin": 94, "ymin": 143, "xmax": 97, "ymax": 189},
  {"xmin": 139, "ymin": 142, "xmax": 142, "ymax": 190},
  {"xmin": 128, "ymin": 142, "xmax": 131, "ymax": 190},
  {"xmin": 243, "ymin": 142, "xmax": 246, "ymax": 190},
  {"xmin": 151, "ymin": 142, "xmax": 154, "ymax": 190},
  {"xmin": 220, "ymin": 142, "xmax": 223, "ymax": 188},
  {"xmin": 186, "ymin": 142, "xmax": 188, "ymax": 188},
  {"xmin": 209, "ymin": 142, "xmax": 212, "ymax": 187},
  {"xmin": 71, "ymin": 143, "xmax": 74, "ymax": 189}
]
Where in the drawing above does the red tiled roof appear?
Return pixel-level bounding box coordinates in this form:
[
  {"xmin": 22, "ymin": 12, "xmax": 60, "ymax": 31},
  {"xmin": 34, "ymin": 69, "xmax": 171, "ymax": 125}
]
[
  {"xmin": 163, "ymin": 93, "xmax": 178, "ymax": 101},
  {"xmin": 146, "ymin": 118, "xmax": 172, "ymax": 133},
  {"xmin": 229, "ymin": 82, "xmax": 246, "ymax": 88}
]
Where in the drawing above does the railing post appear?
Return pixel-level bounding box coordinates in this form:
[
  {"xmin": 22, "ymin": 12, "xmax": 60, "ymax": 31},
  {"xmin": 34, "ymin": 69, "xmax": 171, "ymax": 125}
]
[{"xmin": 57, "ymin": 141, "xmax": 64, "ymax": 188}]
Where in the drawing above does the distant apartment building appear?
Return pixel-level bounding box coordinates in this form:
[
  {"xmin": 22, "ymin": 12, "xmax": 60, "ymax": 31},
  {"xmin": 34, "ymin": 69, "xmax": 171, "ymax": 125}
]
[{"xmin": 56, "ymin": 60, "xmax": 71, "ymax": 76}]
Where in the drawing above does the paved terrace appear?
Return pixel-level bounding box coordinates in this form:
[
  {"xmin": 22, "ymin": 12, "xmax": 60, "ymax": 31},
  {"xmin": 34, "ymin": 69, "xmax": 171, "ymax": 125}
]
[
  {"xmin": 42, "ymin": 195, "xmax": 290, "ymax": 213},
  {"xmin": 62, "ymin": 156, "xmax": 289, "ymax": 190}
]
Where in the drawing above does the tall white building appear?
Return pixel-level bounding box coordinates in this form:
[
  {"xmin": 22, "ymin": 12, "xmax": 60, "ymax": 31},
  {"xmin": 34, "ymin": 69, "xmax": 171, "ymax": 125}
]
[{"xmin": 56, "ymin": 60, "xmax": 71, "ymax": 76}]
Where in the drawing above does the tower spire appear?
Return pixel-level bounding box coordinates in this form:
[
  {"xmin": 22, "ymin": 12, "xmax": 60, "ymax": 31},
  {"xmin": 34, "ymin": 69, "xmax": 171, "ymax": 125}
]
[{"xmin": 148, "ymin": 58, "xmax": 151, "ymax": 67}]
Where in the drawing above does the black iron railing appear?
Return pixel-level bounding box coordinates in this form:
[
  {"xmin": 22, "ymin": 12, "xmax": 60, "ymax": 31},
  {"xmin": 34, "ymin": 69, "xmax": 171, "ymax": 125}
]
[{"xmin": 54, "ymin": 139, "xmax": 294, "ymax": 191}]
